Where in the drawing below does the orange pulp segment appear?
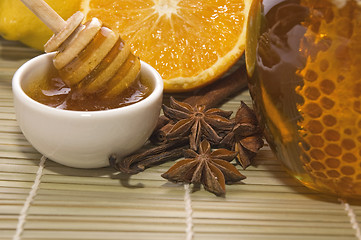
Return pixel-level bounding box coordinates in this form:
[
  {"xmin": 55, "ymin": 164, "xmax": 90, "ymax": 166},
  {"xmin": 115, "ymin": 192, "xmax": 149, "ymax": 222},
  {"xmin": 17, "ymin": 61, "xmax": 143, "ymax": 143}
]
[{"xmin": 80, "ymin": 0, "xmax": 252, "ymax": 92}]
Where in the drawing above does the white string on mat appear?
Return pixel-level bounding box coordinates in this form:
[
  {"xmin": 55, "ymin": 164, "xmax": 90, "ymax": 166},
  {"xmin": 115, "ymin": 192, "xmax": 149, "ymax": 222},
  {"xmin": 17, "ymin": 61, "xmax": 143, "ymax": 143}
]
[
  {"xmin": 184, "ymin": 184, "xmax": 194, "ymax": 240},
  {"xmin": 339, "ymin": 198, "xmax": 361, "ymax": 240},
  {"xmin": 13, "ymin": 156, "xmax": 47, "ymax": 240}
]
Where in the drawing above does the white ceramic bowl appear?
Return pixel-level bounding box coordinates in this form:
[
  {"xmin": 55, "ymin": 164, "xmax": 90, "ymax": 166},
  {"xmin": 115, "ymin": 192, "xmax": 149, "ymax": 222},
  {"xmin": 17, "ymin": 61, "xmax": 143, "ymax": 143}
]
[{"xmin": 12, "ymin": 53, "xmax": 163, "ymax": 168}]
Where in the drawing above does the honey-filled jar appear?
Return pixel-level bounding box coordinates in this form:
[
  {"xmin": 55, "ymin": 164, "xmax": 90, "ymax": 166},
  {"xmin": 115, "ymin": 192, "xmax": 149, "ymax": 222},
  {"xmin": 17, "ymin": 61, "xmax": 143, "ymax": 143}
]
[{"xmin": 247, "ymin": 0, "xmax": 361, "ymax": 199}]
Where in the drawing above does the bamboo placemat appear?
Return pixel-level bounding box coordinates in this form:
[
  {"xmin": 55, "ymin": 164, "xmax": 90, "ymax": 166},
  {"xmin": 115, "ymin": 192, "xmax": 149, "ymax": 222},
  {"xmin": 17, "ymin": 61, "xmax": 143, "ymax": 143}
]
[{"xmin": 1, "ymin": 37, "xmax": 360, "ymax": 240}]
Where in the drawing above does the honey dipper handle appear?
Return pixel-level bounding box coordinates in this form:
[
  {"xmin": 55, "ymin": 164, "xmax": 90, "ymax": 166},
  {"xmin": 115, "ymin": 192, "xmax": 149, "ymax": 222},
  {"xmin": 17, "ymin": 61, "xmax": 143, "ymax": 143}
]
[{"xmin": 20, "ymin": 0, "xmax": 66, "ymax": 33}]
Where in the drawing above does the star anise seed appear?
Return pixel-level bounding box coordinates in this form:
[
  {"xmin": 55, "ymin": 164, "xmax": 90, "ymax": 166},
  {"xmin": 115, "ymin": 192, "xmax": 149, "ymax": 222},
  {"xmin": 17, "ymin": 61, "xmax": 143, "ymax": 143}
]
[
  {"xmin": 161, "ymin": 140, "xmax": 246, "ymax": 196},
  {"xmin": 221, "ymin": 101, "xmax": 264, "ymax": 169},
  {"xmin": 163, "ymin": 97, "xmax": 233, "ymax": 150}
]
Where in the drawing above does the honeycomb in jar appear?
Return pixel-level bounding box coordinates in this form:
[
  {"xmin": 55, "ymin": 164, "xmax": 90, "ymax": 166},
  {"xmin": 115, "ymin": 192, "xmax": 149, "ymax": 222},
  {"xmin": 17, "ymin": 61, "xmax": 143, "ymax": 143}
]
[{"xmin": 296, "ymin": 0, "xmax": 361, "ymax": 196}]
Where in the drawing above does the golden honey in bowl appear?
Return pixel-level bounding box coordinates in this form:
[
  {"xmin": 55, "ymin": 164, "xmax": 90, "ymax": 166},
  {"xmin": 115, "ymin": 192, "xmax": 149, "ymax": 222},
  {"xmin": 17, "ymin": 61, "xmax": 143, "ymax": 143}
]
[
  {"xmin": 248, "ymin": 0, "xmax": 361, "ymax": 198},
  {"xmin": 24, "ymin": 63, "xmax": 152, "ymax": 111}
]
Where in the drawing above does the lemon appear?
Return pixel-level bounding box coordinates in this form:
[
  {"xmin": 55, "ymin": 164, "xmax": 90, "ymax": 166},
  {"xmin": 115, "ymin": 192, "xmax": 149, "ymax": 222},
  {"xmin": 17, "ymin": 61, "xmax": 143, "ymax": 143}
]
[{"xmin": 0, "ymin": 0, "xmax": 81, "ymax": 50}]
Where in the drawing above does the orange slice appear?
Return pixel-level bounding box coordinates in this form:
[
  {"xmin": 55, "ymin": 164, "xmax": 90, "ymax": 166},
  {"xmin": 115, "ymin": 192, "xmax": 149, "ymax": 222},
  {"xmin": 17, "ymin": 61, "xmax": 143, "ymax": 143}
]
[
  {"xmin": 245, "ymin": 0, "xmax": 262, "ymax": 78},
  {"xmin": 80, "ymin": 0, "xmax": 252, "ymax": 92}
]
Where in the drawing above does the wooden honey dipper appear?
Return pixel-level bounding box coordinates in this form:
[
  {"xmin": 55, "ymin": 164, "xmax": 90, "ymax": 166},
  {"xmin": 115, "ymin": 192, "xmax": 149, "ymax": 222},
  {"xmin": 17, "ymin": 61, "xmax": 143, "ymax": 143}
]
[{"xmin": 20, "ymin": 0, "xmax": 141, "ymax": 97}]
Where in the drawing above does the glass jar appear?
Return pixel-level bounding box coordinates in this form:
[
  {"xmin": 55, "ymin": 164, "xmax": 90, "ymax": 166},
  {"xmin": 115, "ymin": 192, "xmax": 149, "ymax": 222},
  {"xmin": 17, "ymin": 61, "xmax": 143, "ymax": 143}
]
[{"xmin": 247, "ymin": 0, "xmax": 361, "ymax": 199}]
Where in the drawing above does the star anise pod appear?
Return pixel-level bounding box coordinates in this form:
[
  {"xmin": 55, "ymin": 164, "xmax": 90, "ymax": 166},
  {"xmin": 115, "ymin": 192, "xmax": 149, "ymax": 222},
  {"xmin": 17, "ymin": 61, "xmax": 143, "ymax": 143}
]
[
  {"xmin": 163, "ymin": 97, "xmax": 233, "ymax": 150},
  {"xmin": 221, "ymin": 101, "xmax": 264, "ymax": 169},
  {"xmin": 161, "ymin": 140, "xmax": 246, "ymax": 196}
]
